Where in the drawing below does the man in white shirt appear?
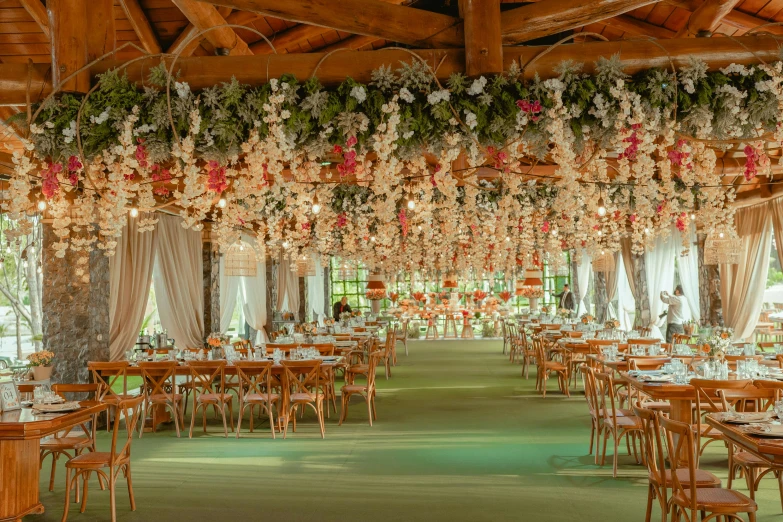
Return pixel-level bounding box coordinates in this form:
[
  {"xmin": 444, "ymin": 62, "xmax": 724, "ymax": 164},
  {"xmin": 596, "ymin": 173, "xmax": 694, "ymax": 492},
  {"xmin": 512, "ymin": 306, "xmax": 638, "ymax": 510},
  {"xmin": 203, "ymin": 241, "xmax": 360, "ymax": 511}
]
[{"xmin": 660, "ymin": 285, "xmax": 688, "ymax": 343}]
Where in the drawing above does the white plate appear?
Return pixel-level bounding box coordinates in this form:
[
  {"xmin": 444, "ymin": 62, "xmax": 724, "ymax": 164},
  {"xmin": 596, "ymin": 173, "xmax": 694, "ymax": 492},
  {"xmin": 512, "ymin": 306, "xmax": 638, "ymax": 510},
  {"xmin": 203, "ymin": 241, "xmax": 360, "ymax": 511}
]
[
  {"xmin": 32, "ymin": 401, "xmax": 82, "ymax": 413},
  {"xmin": 722, "ymin": 412, "xmax": 772, "ymax": 424},
  {"xmin": 741, "ymin": 424, "xmax": 783, "ymax": 438}
]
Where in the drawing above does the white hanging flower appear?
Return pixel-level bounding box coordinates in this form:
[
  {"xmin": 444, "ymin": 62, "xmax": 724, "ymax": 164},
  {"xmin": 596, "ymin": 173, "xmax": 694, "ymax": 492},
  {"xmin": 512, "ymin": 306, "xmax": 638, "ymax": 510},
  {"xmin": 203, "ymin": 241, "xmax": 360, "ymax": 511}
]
[
  {"xmin": 427, "ymin": 89, "xmax": 450, "ymax": 105},
  {"xmin": 281, "ymin": 110, "xmax": 291, "ymax": 120},
  {"xmin": 466, "ymin": 76, "xmax": 487, "ymax": 95},
  {"xmin": 399, "ymin": 87, "xmax": 415, "ymax": 103},
  {"xmin": 350, "ymin": 86, "xmax": 367, "ymax": 103},
  {"xmin": 62, "ymin": 121, "xmax": 77, "ymax": 144},
  {"xmin": 90, "ymin": 107, "xmax": 111, "ymax": 125},
  {"xmin": 174, "ymin": 81, "xmax": 190, "ymax": 99},
  {"xmin": 464, "ymin": 111, "xmax": 477, "ymax": 129}
]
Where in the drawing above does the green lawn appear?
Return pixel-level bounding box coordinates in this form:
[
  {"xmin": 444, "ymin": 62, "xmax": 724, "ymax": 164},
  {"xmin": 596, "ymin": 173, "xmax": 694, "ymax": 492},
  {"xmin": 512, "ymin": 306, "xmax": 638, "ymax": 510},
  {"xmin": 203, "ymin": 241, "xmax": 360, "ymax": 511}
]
[{"xmin": 34, "ymin": 340, "xmax": 782, "ymax": 521}]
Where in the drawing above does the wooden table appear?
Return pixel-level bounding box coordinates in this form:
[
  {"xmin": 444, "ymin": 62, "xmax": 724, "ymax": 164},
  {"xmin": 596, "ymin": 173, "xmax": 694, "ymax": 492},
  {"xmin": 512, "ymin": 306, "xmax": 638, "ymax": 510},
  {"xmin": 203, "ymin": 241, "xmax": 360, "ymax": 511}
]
[
  {"xmin": 706, "ymin": 414, "xmax": 783, "ymax": 465},
  {"xmin": 0, "ymin": 401, "xmax": 107, "ymax": 522}
]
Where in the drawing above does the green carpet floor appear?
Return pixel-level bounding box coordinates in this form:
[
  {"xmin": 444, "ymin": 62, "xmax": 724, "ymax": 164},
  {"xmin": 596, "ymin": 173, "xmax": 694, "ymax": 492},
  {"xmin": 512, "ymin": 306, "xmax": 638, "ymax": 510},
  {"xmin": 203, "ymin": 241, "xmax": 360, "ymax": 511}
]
[{"xmin": 33, "ymin": 340, "xmax": 782, "ymax": 521}]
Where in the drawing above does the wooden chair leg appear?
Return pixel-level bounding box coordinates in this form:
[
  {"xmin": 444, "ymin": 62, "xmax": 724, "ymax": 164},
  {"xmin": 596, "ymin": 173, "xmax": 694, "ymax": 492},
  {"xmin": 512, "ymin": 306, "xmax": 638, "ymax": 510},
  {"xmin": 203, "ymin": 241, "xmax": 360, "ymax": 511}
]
[
  {"xmin": 126, "ymin": 463, "xmax": 136, "ymax": 511},
  {"xmin": 62, "ymin": 467, "xmax": 73, "ymax": 522}
]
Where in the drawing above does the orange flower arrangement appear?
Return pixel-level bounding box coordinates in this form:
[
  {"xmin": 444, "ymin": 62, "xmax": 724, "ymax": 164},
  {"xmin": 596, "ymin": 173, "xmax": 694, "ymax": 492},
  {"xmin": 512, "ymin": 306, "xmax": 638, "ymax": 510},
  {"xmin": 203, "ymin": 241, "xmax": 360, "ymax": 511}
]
[{"xmin": 498, "ymin": 291, "xmax": 512, "ymax": 303}]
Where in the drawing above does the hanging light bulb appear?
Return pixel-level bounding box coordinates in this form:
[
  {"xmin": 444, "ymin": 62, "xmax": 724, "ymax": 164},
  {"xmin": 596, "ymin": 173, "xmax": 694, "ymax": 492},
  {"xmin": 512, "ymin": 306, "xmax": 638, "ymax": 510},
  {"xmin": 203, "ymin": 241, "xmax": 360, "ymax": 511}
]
[
  {"xmin": 370, "ymin": 236, "xmax": 376, "ymax": 242},
  {"xmin": 407, "ymin": 197, "xmax": 415, "ymax": 210},
  {"xmin": 37, "ymin": 200, "xmax": 46, "ymax": 211},
  {"xmin": 597, "ymin": 230, "xmax": 603, "ymax": 237},
  {"xmin": 312, "ymin": 201, "xmax": 321, "ymax": 214},
  {"xmin": 644, "ymin": 227, "xmax": 651, "ymax": 235},
  {"xmin": 282, "ymin": 240, "xmax": 290, "ymax": 249},
  {"xmin": 505, "ymin": 236, "xmax": 510, "ymax": 242},
  {"xmin": 130, "ymin": 207, "xmax": 139, "ymax": 218},
  {"xmin": 417, "ymin": 225, "xmax": 422, "ymax": 231},
  {"xmin": 718, "ymin": 231, "xmax": 725, "ymax": 239},
  {"xmin": 597, "ymin": 197, "xmax": 606, "ymax": 217},
  {"xmin": 217, "ymin": 198, "xmax": 227, "ymax": 208},
  {"xmin": 690, "ymin": 213, "xmax": 696, "ymax": 221}
]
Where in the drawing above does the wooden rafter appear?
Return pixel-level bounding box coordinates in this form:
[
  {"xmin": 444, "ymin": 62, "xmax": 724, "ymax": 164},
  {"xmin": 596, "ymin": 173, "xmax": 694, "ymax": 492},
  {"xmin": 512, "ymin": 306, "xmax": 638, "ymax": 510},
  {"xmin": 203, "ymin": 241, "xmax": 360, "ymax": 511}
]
[
  {"xmin": 19, "ymin": 0, "xmax": 50, "ymax": 39},
  {"xmin": 4, "ymin": 36, "xmax": 783, "ymax": 105},
  {"xmin": 603, "ymin": 15, "xmax": 676, "ymax": 39},
  {"xmin": 317, "ymin": 36, "xmax": 380, "ymax": 53},
  {"xmin": 172, "ymin": 0, "xmax": 252, "ymax": 56},
  {"xmin": 168, "ymin": 6, "xmax": 232, "ymax": 56},
  {"xmin": 118, "ymin": 0, "xmax": 162, "ymax": 55},
  {"xmin": 676, "ymin": 0, "xmax": 742, "ymax": 37},
  {"xmin": 203, "ymin": 0, "xmax": 464, "ymax": 48},
  {"xmin": 461, "ymin": 0, "xmax": 503, "ymax": 76},
  {"xmin": 665, "ymin": 0, "xmax": 783, "ymax": 35},
  {"xmin": 501, "ymin": 0, "xmax": 658, "ymax": 44}
]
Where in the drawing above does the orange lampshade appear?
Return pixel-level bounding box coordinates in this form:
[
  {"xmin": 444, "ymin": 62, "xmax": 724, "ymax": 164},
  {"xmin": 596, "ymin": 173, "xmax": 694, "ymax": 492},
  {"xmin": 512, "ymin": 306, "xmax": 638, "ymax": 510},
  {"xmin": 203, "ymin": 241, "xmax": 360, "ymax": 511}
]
[
  {"xmin": 366, "ymin": 272, "xmax": 386, "ymax": 290},
  {"xmin": 441, "ymin": 270, "xmax": 458, "ymax": 289},
  {"xmin": 514, "ymin": 279, "xmax": 526, "ymax": 295},
  {"xmin": 522, "ymin": 269, "xmax": 543, "ymax": 287}
]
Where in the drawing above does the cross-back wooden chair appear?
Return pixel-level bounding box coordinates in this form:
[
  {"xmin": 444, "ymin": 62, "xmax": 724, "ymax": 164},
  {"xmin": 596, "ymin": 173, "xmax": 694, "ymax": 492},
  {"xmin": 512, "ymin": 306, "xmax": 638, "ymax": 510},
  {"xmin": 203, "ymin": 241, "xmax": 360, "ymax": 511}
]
[
  {"xmin": 187, "ymin": 361, "xmax": 234, "ymax": 438},
  {"xmin": 395, "ymin": 318, "xmax": 409, "ymax": 358},
  {"xmin": 660, "ymin": 414, "xmax": 757, "ymax": 522},
  {"xmin": 280, "ymin": 360, "xmax": 325, "ymax": 439},
  {"xmin": 88, "ymin": 361, "xmax": 131, "ymax": 430},
  {"xmin": 533, "ymin": 335, "xmax": 569, "ymax": 397},
  {"xmin": 42, "ymin": 383, "xmax": 104, "ymax": 496},
  {"xmin": 672, "ymin": 333, "xmax": 691, "ymax": 345},
  {"xmin": 594, "ymin": 370, "xmax": 642, "ymax": 477},
  {"xmin": 234, "ymin": 361, "xmax": 278, "ymax": 439},
  {"xmin": 340, "ymin": 350, "xmax": 382, "ymax": 426},
  {"xmin": 633, "ymin": 404, "xmax": 721, "ymax": 522},
  {"xmin": 137, "ymin": 361, "xmax": 184, "ymax": 438},
  {"xmin": 690, "ymin": 378, "xmax": 753, "ymax": 465},
  {"xmin": 62, "ymin": 395, "xmax": 145, "ymax": 522},
  {"xmin": 580, "ymin": 365, "xmax": 603, "ymax": 464}
]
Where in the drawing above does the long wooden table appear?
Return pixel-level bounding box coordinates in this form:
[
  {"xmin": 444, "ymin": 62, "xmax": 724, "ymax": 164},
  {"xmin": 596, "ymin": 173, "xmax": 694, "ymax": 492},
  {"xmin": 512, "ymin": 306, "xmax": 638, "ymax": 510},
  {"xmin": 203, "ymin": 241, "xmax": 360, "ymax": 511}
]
[
  {"xmin": 706, "ymin": 413, "xmax": 783, "ymax": 465},
  {"xmin": 0, "ymin": 401, "xmax": 107, "ymax": 522}
]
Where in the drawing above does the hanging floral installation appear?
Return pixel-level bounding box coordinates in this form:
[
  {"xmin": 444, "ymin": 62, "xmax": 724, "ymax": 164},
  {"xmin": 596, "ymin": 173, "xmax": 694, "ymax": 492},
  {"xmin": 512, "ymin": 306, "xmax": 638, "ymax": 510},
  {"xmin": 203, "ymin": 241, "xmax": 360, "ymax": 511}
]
[{"xmin": 6, "ymin": 53, "xmax": 783, "ymax": 281}]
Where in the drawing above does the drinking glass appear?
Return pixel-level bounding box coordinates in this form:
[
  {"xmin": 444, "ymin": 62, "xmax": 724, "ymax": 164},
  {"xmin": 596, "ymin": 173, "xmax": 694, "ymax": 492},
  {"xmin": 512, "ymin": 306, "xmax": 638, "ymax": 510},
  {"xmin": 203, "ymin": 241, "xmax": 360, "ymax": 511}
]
[{"xmin": 775, "ymin": 400, "xmax": 783, "ymax": 418}]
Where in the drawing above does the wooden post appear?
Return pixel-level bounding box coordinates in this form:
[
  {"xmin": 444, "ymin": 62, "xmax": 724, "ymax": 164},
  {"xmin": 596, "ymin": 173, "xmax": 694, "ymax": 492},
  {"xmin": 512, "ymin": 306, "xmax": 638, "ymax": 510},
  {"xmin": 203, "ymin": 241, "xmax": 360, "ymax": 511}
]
[
  {"xmin": 460, "ymin": 0, "xmax": 503, "ymax": 76},
  {"xmin": 697, "ymin": 234, "xmax": 724, "ymax": 326},
  {"xmin": 86, "ymin": 0, "xmax": 116, "ymax": 64},
  {"xmin": 48, "ymin": 0, "xmax": 89, "ymax": 92}
]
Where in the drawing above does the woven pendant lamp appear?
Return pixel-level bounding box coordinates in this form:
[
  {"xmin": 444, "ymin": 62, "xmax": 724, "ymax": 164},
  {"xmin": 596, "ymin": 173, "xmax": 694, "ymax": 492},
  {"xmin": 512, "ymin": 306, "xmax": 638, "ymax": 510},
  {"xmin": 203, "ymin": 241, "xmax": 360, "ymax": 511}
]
[
  {"xmin": 704, "ymin": 226, "xmax": 741, "ymax": 265},
  {"xmin": 225, "ymin": 240, "xmax": 257, "ymax": 277}
]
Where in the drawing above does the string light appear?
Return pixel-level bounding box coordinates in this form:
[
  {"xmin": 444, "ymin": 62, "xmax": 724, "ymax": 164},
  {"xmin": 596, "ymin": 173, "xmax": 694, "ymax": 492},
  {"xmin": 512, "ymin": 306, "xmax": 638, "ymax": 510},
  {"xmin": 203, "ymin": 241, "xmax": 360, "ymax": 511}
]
[
  {"xmin": 130, "ymin": 207, "xmax": 139, "ymax": 217},
  {"xmin": 596, "ymin": 186, "xmax": 607, "ymax": 217},
  {"xmin": 282, "ymin": 240, "xmax": 290, "ymax": 249},
  {"xmin": 217, "ymin": 198, "xmax": 227, "ymax": 208},
  {"xmin": 37, "ymin": 200, "xmax": 46, "ymax": 211}
]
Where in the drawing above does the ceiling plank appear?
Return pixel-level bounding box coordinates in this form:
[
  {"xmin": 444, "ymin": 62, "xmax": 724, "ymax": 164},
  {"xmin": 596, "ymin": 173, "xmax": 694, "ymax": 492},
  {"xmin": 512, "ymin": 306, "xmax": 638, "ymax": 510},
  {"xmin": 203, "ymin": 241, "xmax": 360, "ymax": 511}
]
[
  {"xmin": 675, "ymin": 0, "xmax": 742, "ymax": 37},
  {"xmin": 86, "ymin": 0, "xmax": 116, "ymax": 63},
  {"xmin": 19, "ymin": 0, "xmax": 50, "ymax": 39},
  {"xmin": 172, "ymin": 0, "xmax": 252, "ymax": 55},
  {"xmin": 118, "ymin": 0, "xmax": 163, "ymax": 54},
  {"xmin": 317, "ymin": 35, "xmax": 380, "ymax": 53},
  {"xmin": 664, "ymin": 1, "xmax": 783, "ymax": 35},
  {"xmin": 167, "ymin": 6, "xmax": 232, "ymax": 56},
  {"xmin": 47, "ymin": 0, "xmax": 89, "ymax": 92},
  {"xmin": 5, "ymin": 36, "xmax": 783, "ymax": 105},
  {"xmin": 461, "ymin": 0, "xmax": 503, "ymax": 76},
  {"xmin": 604, "ymin": 14, "xmax": 677, "ymax": 38},
  {"xmin": 501, "ymin": 0, "xmax": 659, "ymax": 44},
  {"xmin": 204, "ymin": 0, "xmax": 464, "ymax": 48}
]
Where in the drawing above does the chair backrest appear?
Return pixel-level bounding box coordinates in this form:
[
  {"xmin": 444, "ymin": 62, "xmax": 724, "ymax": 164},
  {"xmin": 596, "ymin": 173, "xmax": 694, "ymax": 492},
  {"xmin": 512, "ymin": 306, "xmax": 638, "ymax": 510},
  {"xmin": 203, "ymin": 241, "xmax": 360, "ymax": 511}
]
[
  {"xmin": 564, "ymin": 330, "xmax": 584, "ymax": 338},
  {"xmin": 633, "ymin": 403, "xmax": 667, "ymax": 491},
  {"xmin": 366, "ymin": 351, "xmax": 382, "ymax": 390},
  {"xmin": 188, "ymin": 361, "xmax": 226, "ymax": 396},
  {"xmin": 234, "ymin": 361, "xmax": 274, "ymax": 401},
  {"xmin": 672, "ymin": 333, "xmax": 691, "ymax": 345},
  {"xmin": 138, "ymin": 361, "xmax": 178, "ymax": 401},
  {"xmin": 593, "ymin": 371, "xmax": 618, "ymax": 424},
  {"xmin": 580, "ymin": 365, "xmax": 600, "ymax": 419},
  {"xmin": 15, "ymin": 383, "xmax": 35, "ymax": 399},
  {"xmin": 88, "ymin": 361, "xmax": 130, "ymax": 401},
  {"xmin": 108, "ymin": 395, "xmax": 144, "ymax": 468},
  {"xmin": 586, "ymin": 339, "xmax": 617, "ymax": 347},
  {"xmin": 659, "ymin": 414, "xmax": 698, "ymax": 510},
  {"xmin": 626, "ymin": 356, "xmax": 669, "ymax": 371},
  {"xmin": 627, "ymin": 338, "xmax": 660, "ymax": 346},
  {"xmin": 280, "ymin": 360, "xmax": 321, "ymax": 396},
  {"xmin": 52, "ymin": 382, "xmax": 103, "ymax": 401}
]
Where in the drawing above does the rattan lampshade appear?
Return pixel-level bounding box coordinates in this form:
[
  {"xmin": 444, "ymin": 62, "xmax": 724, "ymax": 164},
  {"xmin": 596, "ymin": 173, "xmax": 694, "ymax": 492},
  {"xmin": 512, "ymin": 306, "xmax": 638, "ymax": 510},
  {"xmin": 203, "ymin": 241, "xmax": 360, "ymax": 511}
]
[
  {"xmin": 522, "ymin": 269, "xmax": 543, "ymax": 287},
  {"xmin": 225, "ymin": 240, "xmax": 257, "ymax": 277},
  {"xmin": 337, "ymin": 260, "xmax": 357, "ymax": 280},
  {"xmin": 704, "ymin": 227, "xmax": 741, "ymax": 265},
  {"xmin": 441, "ymin": 271, "xmax": 458, "ymax": 289},
  {"xmin": 294, "ymin": 255, "xmax": 316, "ymax": 277},
  {"xmin": 592, "ymin": 251, "xmax": 616, "ymax": 272},
  {"xmin": 514, "ymin": 279, "xmax": 526, "ymax": 295},
  {"xmin": 366, "ymin": 271, "xmax": 386, "ymax": 290}
]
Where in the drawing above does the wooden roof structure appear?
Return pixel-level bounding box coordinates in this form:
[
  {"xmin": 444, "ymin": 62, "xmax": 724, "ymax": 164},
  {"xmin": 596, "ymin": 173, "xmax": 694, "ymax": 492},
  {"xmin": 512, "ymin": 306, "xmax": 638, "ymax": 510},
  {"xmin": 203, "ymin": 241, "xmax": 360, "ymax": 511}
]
[{"xmin": 2, "ymin": 0, "xmax": 783, "ymax": 205}]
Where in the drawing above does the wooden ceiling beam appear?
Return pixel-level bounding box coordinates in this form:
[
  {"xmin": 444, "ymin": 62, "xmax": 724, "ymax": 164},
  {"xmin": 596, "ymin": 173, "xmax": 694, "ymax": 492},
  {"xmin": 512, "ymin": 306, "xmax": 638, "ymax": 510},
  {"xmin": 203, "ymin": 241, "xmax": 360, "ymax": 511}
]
[
  {"xmin": 118, "ymin": 0, "xmax": 162, "ymax": 54},
  {"xmin": 203, "ymin": 0, "xmax": 464, "ymax": 47},
  {"xmin": 676, "ymin": 0, "xmax": 742, "ymax": 37},
  {"xmin": 47, "ymin": 0, "xmax": 89, "ymax": 92},
  {"xmin": 501, "ymin": 0, "xmax": 658, "ymax": 44},
  {"xmin": 460, "ymin": 0, "xmax": 503, "ymax": 76},
  {"xmin": 603, "ymin": 14, "xmax": 677, "ymax": 38},
  {"xmin": 86, "ymin": 0, "xmax": 116, "ymax": 64},
  {"xmin": 167, "ymin": 6, "xmax": 232, "ymax": 56},
  {"xmin": 5, "ymin": 36, "xmax": 783, "ymax": 105},
  {"xmin": 665, "ymin": 0, "xmax": 783, "ymax": 35},
  {"xmin": 317, "ymin": 36, "xmax": 381, "ymax": 53},
  {"xmin": 172, "ymin": 0, "xmax": 252, "ymax": 56},
  {"xmin": 19, "ymin": 0, "xmax": 50, "ymax": 39}
]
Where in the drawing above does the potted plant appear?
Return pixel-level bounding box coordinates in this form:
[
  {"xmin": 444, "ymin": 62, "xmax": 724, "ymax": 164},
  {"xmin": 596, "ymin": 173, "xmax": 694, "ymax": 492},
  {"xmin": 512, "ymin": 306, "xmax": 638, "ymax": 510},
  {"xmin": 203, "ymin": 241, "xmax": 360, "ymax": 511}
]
[
  {"xmin": 683, "ymin": 320, "xmax": 697, "ymax": 336},
  {"xmin": 206, "ymin": 332, "xmax": 229, "ymax": 359},
  {"xmin": 27, "ymin": 350, "xmax": 55, "ymax": 381}
]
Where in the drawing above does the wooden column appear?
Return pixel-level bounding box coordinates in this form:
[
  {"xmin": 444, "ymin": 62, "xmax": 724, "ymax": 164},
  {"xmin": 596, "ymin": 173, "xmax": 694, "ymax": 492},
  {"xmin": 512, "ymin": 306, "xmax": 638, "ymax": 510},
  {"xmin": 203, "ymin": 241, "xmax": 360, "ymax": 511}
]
[
  {"xmin": 697, "ymin": 234, "xmax": 724, "ymax": 326},
  {"xmin": 42, "ymin": 225, "xmax": 110, "ymax": 384},
  {"xmin": 630, "ymin": 253, "xmax": 651, "ymax": 329},
  {"xmin": 48, "ymin": 0, "xmax": 89, "ymax": 91},
  {"xmin": 201, "ymin": 226, "xmax": 220, "ymax": 338},
  {"xmin": 460, "ymin": 0, "xmax": 503, "ymax": 76},
  {"xmin": 86, "ymin": 0, "xmax": 116, "ymax": 63}
]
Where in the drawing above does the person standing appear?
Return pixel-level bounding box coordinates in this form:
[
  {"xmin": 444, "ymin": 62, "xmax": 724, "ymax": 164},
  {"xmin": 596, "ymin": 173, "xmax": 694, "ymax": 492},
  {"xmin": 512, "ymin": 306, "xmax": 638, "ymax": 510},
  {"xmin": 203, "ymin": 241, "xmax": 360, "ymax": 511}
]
[
  {"xmin": 554, "ymin": 284, "xmax": 575, "ymax": 314},
  {"xmin": 332, "ymin": 296, "xmax": 352, "ymax": 319},
  {"xmin": 660, "ymin": 285, "xmax": 688, "ymax": 343}
]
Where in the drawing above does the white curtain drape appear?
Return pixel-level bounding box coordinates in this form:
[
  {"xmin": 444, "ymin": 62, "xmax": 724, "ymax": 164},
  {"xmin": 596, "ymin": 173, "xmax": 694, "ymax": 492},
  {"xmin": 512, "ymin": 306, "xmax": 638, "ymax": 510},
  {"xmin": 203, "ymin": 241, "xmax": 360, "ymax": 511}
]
[
  {"xmin": 109, "ymin": 216, "xmax": 158, "ymax": 361},
  {"xmin": 306, "ymin": 253, "xmax": 326, "ymax": 324},
  {"xmin": 677, "ymin": 226, "xmax": 700, "ymax": 324},
  {"xmin": 721, "ymin": 203, "xmax": 773, "ymax": 341},
  {"xmin": 616, "ymin": 251, "xmax": 636, "ymax": 331},
  {"xmin": 240, "ymin": 248, "xmax": 268, "ymax": 344},
  {"xmin": 219, "ymin": 257, "xmax": 239, "ymax": 334},
  {"xmin": 153, "ymin": 214, "xmax": 204, "ymax": 348},
  {"xmin": 645, "ymin": 230, "xmax": 679, "ymax": 340},
  {"xmin": 576, "ymin": 249, "xmax": 592, "ymax": 316}
]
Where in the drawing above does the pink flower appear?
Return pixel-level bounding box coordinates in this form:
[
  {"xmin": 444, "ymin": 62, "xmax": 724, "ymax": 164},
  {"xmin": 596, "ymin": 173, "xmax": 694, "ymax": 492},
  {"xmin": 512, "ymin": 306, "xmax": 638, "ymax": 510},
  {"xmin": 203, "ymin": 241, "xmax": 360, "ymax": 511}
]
[
  {"xmin": 41, "ymin": 162, "xmax": 61, "ymax": 199},
  {"xmin": 207, "ymin": 161, "xmax": 228, "ymax": 193},
  {"xmin": 346, "ymin": 136, "xmax": 357, "ymax": 148},
  {"xmin": 336, "ymin": 213, "xmax": 348, "ymax": 228},
  {"xmin": 67, "ymin": 156, "xmax": 82, "ymax": 172},
  {"xmin": 333, "ymin": 145, "xmax": 343, "ymax": 155},
  {"xmin": 302, "ymin": 222, "xmax": 311, "ymax": 231},
  {"xmin": 676, "ymin": 212, "xmax": 687, "ymax": 232},
  {"xmin": 398, "ymin": 209, "xmax": 408, "ymax": 237},
  {"xmin": 629, "ymin": 213, "xmax": 637, "ymax": 223},
  {"xmin": 744, "ymin": 144, "xmax": 759, "ymax": 181},
  {"xmin": 541, "ymin": 221, "xmax": 550, "ymax": 233},
  {"xmin": 135, "ymin": 139, "xmax": 148, "ymax": 168}
]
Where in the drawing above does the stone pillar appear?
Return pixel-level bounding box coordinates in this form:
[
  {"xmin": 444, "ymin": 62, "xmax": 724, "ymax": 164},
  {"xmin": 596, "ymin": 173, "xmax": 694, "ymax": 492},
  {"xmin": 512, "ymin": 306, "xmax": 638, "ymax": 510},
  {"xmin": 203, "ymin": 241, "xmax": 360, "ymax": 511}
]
[
  {"xmin": 593, "ymin": 271, "xmax": 608, "ymax": 323},
  {"xmin": 201, "ymin": 226, "xmax": 220, "ymax": 338},
  {"xmin": 697, "ymin": 234, "xmax": 724, "ymax": 326},
  {"xmin": 630, "ymin": 253, "xmax": 651, "ymax": 329},
  {"xmin": 569, "ymin": 256, "xmax": 580, "ymax": 314},
  {"xmin": 324, "ymin": 263, "xmax": 331, "ymax": 319},
  {"xmin": 42, "ymin": 224, "xmax": 110, "ymax": 384}
]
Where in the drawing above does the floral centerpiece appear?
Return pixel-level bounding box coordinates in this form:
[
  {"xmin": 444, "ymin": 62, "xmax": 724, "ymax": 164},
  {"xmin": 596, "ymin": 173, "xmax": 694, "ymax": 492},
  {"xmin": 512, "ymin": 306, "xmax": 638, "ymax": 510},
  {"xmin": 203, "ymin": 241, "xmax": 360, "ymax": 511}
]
[
  {"xmin": 353, "ymin": 310, "xmax": 363, "ymax": 317},
  {"xmin": 540, "ymin": 305, "xmax": 550, "ymax": 315},
  {"xmin": 389, "ymin": 292, "xmax": 399, "ymax": 304},
  {"xmin": 438, "ymin": 291, "xmax": 450, "ymax": 302},
  {"xmin": 302, "ymin": 322, "xmax": 317, "ymax": 334},
  {"xmin": 683, "ymin": 319, "xmax": 697, "ymax": 336},
  {"xmin": 604, "ymin": 320, "xmax": 620, "ymax": 329},
  {"xmin": 365, "ymin": 289, "xmax": 386, "ymax": 300},
  {"xmin": 207, "ymin": 332, "xmax": 229, "ymax": 347},
  {"xmin": 472, "ymin": 289, "xmax": 488, "ymax": 308},
  {"xmin": 324, "ymin": 317, "xmax": 335, "ymax": 327},
  {"xmin": 557, "ymin": 307, "xmax": 571, "ymax": 319},
  {"xmin": 519, "ymin": 287, "xmax": 544, "ymax": 298},
  {"xmin": 580, "ymin": 313, "xmax": 595, "ymax": 324},
  {"xmin": 485, "ymin": 296, "xmax": 499, "ymax": 312},
  {"xmin": 498, "ymin": 291, "xmax": 512, "ymax": 303},
  {"xmin": 411, "ymin": 291, "xmax": 426, "ymax": 305},
  {"xmin": 699, "ymin": 328, "xmax": 733, "ymax": 357},
  {"xmin": 28, "ymin": 350, "xmax": 55, "ymax": 380},
  {"xmin": 339, "ymin": 311, "xmax": 352, "ymax": 323}
]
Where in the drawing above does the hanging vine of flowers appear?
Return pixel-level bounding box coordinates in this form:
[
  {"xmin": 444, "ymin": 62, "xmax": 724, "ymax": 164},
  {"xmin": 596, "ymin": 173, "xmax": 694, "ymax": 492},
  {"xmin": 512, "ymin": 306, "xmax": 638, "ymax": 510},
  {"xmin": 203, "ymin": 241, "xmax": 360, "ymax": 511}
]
[{"xmin": 6, "ymin": 54, "xmax": 783, "ymax": 280}]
